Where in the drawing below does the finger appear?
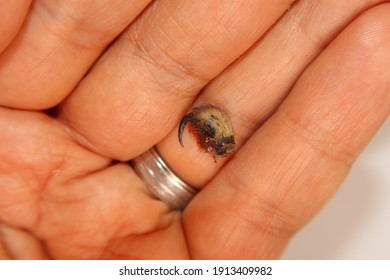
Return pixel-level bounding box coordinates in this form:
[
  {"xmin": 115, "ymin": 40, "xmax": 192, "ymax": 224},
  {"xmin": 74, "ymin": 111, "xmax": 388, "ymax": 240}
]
[
  {"xmin": 184, "ymin": 4, "xmax": 390, "ymax": 259},
  {"xmin": 158, "ymin": 0, "xmax": 389, "ymax": 187},
  {"xmin": 0, "ymin": 0, "xmax": 31, "ymax": 53},
  {"xmin": 0, "ymin": 236, "xmax": 11, "ymax": 259},
  {"xmin": 39, "ymin": 164, "xmax": 186, "ymax": 259},
  {"xmin": 0, "ymin": 107, "xmax": 111, "ymax": 230},
  {"xmin": 0, "ymin": 0, "xmax": 152, "ymax": 109},
  {"xmin": 0, "ymin": 224, "xmax": 49, "ymax": 259},
  {"xmin": 58, "ymin": 0, "xmax": 295, "ymax": 159},
  {"xmin": 0, "ymin": 108, "xmax": 184, "ymax": 259}
]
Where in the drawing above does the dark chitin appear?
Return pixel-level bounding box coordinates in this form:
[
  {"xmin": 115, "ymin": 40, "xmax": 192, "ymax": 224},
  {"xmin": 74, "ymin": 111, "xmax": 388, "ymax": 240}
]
[{"xmin": 178, "ymin": 105, "xmax": 237, "ymax": 162}]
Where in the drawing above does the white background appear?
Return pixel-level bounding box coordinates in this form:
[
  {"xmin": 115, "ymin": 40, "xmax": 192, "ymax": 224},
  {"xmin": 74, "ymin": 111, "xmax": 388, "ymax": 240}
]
[{"xmin": 282, "ymin": 118, "xmax": 390, "ymax": 259}]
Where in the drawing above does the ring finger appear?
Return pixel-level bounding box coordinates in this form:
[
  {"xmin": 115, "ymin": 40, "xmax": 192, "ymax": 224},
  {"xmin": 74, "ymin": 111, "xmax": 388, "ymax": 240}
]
[{"xmin": 158, "ymin": 0, "xmax": 388, "ymax": 187}]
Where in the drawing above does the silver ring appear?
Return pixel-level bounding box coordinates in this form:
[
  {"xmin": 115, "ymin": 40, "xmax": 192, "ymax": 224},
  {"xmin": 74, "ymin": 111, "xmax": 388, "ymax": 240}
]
[{"xmin": 131, "ymin": 147, "xmax": 198, "ymax": 210}]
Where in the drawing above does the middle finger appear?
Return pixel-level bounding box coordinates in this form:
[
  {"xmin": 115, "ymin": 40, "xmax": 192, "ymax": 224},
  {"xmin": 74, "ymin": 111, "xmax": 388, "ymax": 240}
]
[{"xmin": 58, "ymin": 0, "xmax": 294, "ymax": 159}]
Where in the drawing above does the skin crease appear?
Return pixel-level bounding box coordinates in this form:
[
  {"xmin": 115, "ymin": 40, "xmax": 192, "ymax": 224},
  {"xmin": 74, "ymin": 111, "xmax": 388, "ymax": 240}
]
[{"xmin": 0, "ymin": 0, "xmax": 389, "ymax": 260}]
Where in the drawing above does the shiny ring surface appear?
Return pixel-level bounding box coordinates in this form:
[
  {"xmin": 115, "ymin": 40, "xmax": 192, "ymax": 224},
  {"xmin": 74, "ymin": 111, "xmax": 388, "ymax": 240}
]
[{"xmin": 131, "ymin": 147, "xmax": 198, "ymax": 210}]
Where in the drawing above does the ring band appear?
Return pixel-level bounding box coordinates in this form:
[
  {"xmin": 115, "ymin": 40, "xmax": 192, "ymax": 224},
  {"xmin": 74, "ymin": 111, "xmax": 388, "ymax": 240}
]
[{"xmin": 131, "ymin": 147, "xmax": 198, "ymax": 210}]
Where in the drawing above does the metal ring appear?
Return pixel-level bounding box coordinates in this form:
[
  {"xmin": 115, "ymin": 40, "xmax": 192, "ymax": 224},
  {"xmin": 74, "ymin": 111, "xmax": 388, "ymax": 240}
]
[{"xmin": 130, "ymin": 147, "xmax": 198, "ymax": 210}]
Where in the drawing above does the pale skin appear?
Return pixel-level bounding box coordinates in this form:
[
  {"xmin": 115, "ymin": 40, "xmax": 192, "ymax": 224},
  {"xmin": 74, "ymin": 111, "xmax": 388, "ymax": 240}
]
[{"xmin": 0, "ymin": 0, "xmax": 389, "ymax": 259}]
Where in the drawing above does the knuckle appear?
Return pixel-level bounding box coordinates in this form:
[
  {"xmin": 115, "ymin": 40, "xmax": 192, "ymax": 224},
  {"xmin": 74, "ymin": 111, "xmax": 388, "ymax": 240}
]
[
  {"xmin": 223, "ymin": 168, "xmax": 300, "ymax": 240},
  {"xmin": 279, "ymin": 111, "xmax": 358, "ymax": 164},
  {"xmin": 124, "ymin": 25, "xmax": 208, "ymax": 98}
]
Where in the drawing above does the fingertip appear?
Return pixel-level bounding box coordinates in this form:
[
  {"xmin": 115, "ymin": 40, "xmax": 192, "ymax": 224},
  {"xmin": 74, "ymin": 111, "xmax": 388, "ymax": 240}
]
[{"xmin": 349, "ymin": 3, "xmax": 390, "ymax": 51}]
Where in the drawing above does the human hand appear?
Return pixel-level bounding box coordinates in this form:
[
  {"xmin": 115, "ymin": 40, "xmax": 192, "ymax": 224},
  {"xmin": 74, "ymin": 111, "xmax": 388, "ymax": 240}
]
[{"xmin": 0, "ymin": 0, "xmax": 389, "ymax": 259}]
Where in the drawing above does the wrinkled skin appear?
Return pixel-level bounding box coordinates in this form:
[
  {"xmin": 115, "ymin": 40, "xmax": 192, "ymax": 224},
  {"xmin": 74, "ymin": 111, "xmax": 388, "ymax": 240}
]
[{"xmin": 0, "ymin": 0, "xmax": 389, "ymax": 259}]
